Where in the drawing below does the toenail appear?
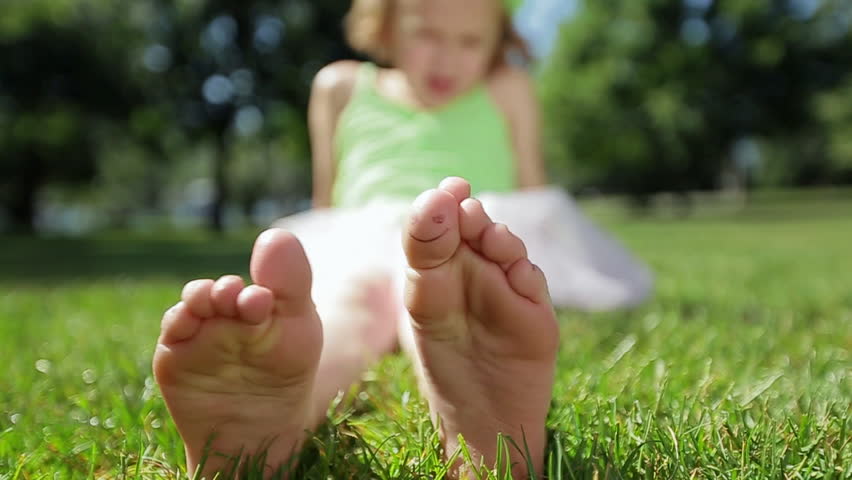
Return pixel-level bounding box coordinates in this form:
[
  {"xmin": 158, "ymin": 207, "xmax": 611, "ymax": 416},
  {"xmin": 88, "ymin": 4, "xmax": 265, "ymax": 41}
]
[{"xmin": 432, "ymin": 214, "xmax": 446, "ymax": 224}]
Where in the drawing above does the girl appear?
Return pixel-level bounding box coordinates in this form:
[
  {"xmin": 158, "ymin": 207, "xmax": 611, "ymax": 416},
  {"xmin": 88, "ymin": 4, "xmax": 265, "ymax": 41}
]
[
  {"xmin": 153, "ymin": 0, "xmax": 651, "ymax": 477},
  {"xmin": 310, "ymin": 0, "xmax": 543, "ymax": 208},
  {"xmin": 295, "ymin": 0, "xmax": 652, "ymax": 313}
]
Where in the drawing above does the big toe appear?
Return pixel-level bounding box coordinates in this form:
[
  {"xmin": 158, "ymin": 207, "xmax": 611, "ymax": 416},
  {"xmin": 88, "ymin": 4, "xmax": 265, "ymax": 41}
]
[
  {"xmin": 250, "ymin": 229, "xmax": 313, "ymax": 314},
  {"xmin": 403, "ymin": 188, "xmax": 461, "ymax": 270}
]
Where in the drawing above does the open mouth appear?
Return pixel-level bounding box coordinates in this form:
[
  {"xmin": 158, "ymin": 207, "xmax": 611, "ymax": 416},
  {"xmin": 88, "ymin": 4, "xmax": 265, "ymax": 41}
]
[{"xmin": 427, "ymin": 76, "xmax": 455, "ymax": 96}]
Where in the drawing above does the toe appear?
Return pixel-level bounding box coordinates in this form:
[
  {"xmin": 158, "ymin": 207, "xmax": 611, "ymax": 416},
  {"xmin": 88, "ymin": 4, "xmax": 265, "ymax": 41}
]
[
  {"xmin": 182, "ymin": 279, "xmax": 215, "ymax": 318},
  {"xmin": 210, "ymin": 275, "xmax": 244, "ymax": 317},
  {"xmin": 250, "ymin": 229, "xmax": 313, "ymax": 311},
  {"xmin": 438, "ymin": 177, "xmax": 471, "ymax": 202},
  {"xmin": 459, "ymin": 198, "xmax": 493, "ymax": 250},
  {"xmin": 506, "ymin": 259, "xmax": 551, "ymax": 304},
  {"xmin": 404, "ymin": 189, "xmax": 461, "ymax": 270},
  {"xmin": 236, "ymin": 285, "xmax": 275, "ymax": 325},
  {"xmin": 159, "ymin": 302, "xmax": 202, "ymax": 344},
  {"xmin": 480, "ymin": 223, "xmax": 528, "ymax": 270}
]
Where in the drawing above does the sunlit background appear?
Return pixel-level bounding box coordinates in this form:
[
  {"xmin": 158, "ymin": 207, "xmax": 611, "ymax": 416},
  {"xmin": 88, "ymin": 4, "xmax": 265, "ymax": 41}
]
[
  {"xmin": 1, "ymin": 0, "xmax": 850, "ymax": 235},
  {"xmin": 2, "ymin": 2, "xmax": 851, "ymax": 478}
]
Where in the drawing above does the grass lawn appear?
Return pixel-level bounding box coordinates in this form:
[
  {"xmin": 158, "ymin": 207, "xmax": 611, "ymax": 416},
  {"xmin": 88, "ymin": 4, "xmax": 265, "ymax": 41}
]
[{"xmin": 1, "ymin": 191, "xmax": 850, "ymax": 479}]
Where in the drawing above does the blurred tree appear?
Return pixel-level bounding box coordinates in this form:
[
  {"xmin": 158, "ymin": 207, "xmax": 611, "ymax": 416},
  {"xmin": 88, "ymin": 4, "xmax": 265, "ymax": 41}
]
[
  {"xmin": 540, "ymin": 0, "xmax": 852, "ymax": 203},
  {"xmin": 0, "ymin": 3, "xmax": 143, "ymax": 232},
  {"xmin": 137, "ymin": 0, "xmax": 353, "ymax": 231},
  {"xmin": 0, "ymin": 0, "xmax": 354, "ymax": 233},
  {"xmin": 810, "ymin": 79, "xmax": 852, "ymax": 184}
]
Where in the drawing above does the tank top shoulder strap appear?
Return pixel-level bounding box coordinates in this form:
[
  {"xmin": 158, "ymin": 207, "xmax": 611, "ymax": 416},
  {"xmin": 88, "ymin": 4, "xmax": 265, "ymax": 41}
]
[{"xmin": 352, "ymin": 62, "xmax": 378, "ymax": 97}]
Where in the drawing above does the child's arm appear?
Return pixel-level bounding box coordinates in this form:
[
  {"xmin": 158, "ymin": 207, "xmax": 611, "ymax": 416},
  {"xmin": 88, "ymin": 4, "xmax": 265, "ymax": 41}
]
[
  {"xmin": 308, "ymin": 61, "xmax": 359, "ymax": 207},
  {"xmin": 490, "ymin": 65, "xmax": 548, "ymax": 188}
]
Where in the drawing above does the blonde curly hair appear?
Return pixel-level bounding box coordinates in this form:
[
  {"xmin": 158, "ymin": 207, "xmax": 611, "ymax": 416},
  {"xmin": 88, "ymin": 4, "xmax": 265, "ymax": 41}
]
[{"xmin": 344, "ymin": 0, "xmax": 531, "ymax": 67}]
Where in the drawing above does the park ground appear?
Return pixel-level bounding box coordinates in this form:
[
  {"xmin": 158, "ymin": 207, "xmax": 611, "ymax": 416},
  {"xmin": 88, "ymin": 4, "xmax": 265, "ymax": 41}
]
[{"xmin": 1, "ymin": 189, "xmax": 850, "ymax": 479}]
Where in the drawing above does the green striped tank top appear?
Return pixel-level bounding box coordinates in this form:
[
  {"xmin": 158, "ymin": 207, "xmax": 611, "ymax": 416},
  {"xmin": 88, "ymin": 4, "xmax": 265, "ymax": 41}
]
[{"xmin": 332, "ymin": 63, "xmax": 517, "ymax": 207}]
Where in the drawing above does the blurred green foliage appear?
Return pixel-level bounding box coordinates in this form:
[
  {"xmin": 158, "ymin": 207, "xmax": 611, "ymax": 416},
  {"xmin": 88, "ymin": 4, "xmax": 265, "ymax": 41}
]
[
  {"xmin": 0, "ymin": 0, "xmax": 353, "ymax": 232},
  {"xmin": 540, "ymin": 0, "xmax": 852, "ymax": 201},
  {"xmin": 1, "ymin": 0, "xmax": 851, "ymax": 232}
]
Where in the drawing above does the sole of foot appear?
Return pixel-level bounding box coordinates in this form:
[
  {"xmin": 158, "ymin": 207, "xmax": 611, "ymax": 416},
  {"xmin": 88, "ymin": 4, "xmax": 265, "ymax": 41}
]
[
  {"xmin": 403, "ymin": 177, "xmax": 560, "ymax": 478},
  {"xmin": 153, "ymin": 229, "xmax": 323, "ymax": 477}
]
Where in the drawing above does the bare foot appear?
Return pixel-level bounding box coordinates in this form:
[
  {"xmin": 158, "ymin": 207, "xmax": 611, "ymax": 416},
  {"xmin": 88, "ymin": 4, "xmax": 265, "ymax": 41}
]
[
  {"xmin": 403, "ymin": 178, "xmax": 559, "ymax": 478},
  {"xmin": 152, "ymin": 229, "xmax": 322, "ymax": 477}
]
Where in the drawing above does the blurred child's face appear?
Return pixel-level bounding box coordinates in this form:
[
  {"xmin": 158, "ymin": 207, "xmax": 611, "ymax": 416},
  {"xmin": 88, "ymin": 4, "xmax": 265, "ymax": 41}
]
[{"xmin": 391, "ymin": 0, "xmax": 502, "ymax": 108}]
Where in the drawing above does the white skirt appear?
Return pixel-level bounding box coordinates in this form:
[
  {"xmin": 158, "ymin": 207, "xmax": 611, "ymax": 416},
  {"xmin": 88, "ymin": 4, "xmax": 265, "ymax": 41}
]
[{"xmin": 273, "ymin": 188, "xmax": 653, "ymax": 312}]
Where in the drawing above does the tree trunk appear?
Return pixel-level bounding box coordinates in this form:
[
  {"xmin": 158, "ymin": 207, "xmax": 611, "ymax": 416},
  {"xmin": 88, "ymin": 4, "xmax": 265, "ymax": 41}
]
[
  {"xmin": 210, "ymin": 132, "xmax": 229, "ymax": 233},
  {"xmin": 8, "ymin": 152, "xmax": 43, "ymax": 233}
]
